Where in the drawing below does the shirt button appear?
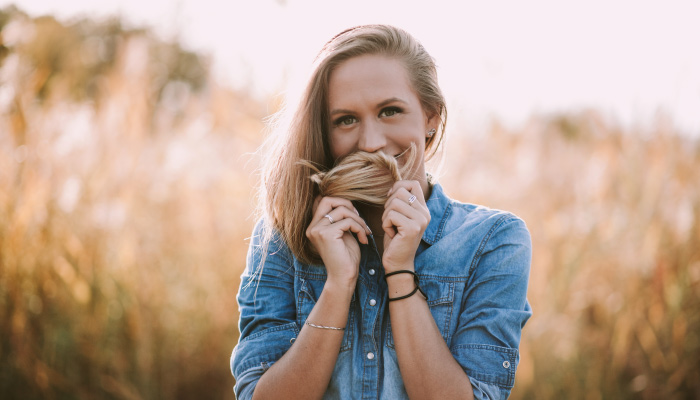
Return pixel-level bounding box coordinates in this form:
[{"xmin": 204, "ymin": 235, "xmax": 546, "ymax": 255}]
[
  {"xmin": 369, "ymin": 299, "xmax": 376, "ymax": 306},
  {"xmin": 367, "ymin": 352, "xmax": 375, "ymax": 360},
  {"xmin": 369, "ymin": 269, "xmax": 376, "ymax": 276},
  {"xmin": 290, "ymin": 337, "xmax": 296, "ymax": 344},
  {"xmin": 503, "ymin": 361, "xmax": 510, "ymax": 369}
]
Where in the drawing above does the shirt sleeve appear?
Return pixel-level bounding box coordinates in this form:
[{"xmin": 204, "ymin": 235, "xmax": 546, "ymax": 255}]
[
  {"xmin": 450, "ymin": 214, "xmax": 533, "ymax": 400},
  {"xmin": 230, "ymin": 220, "xmax": 299, "ymax": 400}
]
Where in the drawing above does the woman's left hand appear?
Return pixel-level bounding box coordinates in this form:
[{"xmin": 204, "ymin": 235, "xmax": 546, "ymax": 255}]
[{"xmin": 381, "ymin": 180, "xmax": 430, "ymax": 273}]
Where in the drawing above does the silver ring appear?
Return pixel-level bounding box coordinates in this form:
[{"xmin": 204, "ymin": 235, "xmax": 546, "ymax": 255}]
[
  {"xmin": 324, "ymin": 214, "xmax": 335, "ymax": 224},
  {"xmin": 407, "ymin": 194, "xmax": 417, "ymax": 205}
]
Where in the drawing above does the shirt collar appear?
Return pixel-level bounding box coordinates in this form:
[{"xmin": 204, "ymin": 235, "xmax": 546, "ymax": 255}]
[{"xmin": 422, "ymin": 182, "xmax": 452, "ymax": 246}]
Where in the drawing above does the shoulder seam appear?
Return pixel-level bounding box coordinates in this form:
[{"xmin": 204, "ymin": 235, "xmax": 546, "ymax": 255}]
[{"xmin": 468, "ymin": 213, "xmax": 516, "ymax": 276}]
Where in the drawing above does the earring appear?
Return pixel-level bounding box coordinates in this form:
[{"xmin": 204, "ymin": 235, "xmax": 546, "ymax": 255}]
[{"xmin": 427, "ymin": 128, "xmax": 436, "ymax": 138}]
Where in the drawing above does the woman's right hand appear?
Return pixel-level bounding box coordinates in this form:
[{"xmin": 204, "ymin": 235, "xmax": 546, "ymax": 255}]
[{"xmin": 306, "ymin": 196, "xmax": 371, "ymax": 288}]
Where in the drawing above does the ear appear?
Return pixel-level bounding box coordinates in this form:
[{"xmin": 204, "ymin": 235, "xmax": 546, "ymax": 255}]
[{"xmin": 424, "ymin": 111, "xmax": 440, "ymax": 135}]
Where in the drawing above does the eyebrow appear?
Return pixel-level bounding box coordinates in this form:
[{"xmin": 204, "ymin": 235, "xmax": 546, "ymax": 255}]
[{"xmin": 329, "ymin": 97, "xmax": 408, "ymax": 116}]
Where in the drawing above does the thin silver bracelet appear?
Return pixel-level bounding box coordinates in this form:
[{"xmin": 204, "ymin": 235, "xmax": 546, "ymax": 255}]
[{"xmin": 305, "ymin": 320, "xmax": 345, "ymax": 331}]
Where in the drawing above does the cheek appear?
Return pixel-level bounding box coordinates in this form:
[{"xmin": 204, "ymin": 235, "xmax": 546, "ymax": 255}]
[
  {"xmin": 328, "ymin": 133, "xmax": 351, "ymax": 159},
  {"xmin": 389, "ymin": 124, "xmax": 426, "ymax": 148}
]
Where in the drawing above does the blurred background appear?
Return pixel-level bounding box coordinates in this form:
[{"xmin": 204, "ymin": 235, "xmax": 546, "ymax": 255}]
[{"xmin": 1, "ymin": 1, "xmax": 698, "ymax": 399}]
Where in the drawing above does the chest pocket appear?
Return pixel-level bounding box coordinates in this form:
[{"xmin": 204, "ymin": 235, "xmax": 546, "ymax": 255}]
[
  {"xmin": 387, "ymin": 278, "xmax": 456, "ymax": 349},
  {"xmin": 296, "ymin": 278, "xmax": 354, "ymax": 352}
]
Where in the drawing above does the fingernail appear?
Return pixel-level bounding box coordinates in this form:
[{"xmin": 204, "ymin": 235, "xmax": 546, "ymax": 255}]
[
  {"xmin": 354, "ymin": 208, "xmax": 359, "ymax": 215},
  {"xmin": 365, "ymin": 224, "xmax": 372, "ymax": 235}
]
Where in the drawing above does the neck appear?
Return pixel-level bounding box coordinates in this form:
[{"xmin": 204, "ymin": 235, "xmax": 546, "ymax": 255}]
[{"xmin": 356, "ymin": 204, "xmax": 384, "ymax": 237}]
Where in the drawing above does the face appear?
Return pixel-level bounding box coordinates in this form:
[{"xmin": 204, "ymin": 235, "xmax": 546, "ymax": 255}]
[{"xmin": 327, "ymin": 54, "xmax": 437, "ymax": 187}]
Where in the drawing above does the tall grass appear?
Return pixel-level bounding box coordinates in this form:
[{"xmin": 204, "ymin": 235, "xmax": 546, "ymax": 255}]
[
  {"xmin": 1, "ymin": 8, "xmax": 262, "ymax": 399},
  {"xmin": 1, "ymin": 7, "xmax": 699, "ymax": 399},
  {"xmin": 442, "ymin": 116, "xmax": 700, "ymax": 399}
]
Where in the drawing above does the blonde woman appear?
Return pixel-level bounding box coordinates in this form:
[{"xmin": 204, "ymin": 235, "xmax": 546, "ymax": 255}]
[{"xmin": 231, "ymin": 25, "xmax": 532, "ymax": 400}]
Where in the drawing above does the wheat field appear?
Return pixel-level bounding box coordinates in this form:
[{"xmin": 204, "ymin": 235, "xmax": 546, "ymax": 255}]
[{"xmin": 1, "ymin": 7, "xmax": 699, "ymax": 399}]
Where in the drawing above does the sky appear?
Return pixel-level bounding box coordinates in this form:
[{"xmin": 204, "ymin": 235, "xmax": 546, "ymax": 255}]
[{"xmin": 5, "ymin": 0, "xmax": 700, "ymax": 135}]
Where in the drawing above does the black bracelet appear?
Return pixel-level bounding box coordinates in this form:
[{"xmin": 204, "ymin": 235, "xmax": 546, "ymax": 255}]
[{"xmin": 384, "ymin": 270, "xmax": 429, "ymax": 302}]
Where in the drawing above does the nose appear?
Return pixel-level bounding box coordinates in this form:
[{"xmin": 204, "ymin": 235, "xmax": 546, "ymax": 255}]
[{"xmin": 358, "ymin": 121, "xmax": 386, "ymax": 153}]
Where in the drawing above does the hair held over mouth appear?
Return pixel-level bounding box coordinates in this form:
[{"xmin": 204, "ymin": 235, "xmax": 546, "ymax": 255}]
[{"xmin": 301, "ymin": 143, "xmax": 417, "ymax": 206}]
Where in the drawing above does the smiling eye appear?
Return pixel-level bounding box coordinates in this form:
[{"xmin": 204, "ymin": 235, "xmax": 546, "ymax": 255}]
[
  {"xmin": 334, "ymin": 115, "xmax": 357, "ymax": 126},
  {"xmin": 380, "ymin": 106, "xmax": 402, "ymax": 118}
]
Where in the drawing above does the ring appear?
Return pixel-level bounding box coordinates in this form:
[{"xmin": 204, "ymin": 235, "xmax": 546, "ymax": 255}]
[
  {"xmin": 407, "ymin": 194, "xmax": 417, "ymax": 205},
  {"xmin": 324, "ymin": 214, "xmax": 335, "ymax": 224}
]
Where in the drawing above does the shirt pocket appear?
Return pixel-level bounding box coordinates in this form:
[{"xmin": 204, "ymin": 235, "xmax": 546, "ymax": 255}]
[
  {"xmin": 296, "ymin": 278, "xmax": 354, "ymax": 352},
  {"xmin": 387, "ymin": 278, "xmax": 456, "ymax": 349}
]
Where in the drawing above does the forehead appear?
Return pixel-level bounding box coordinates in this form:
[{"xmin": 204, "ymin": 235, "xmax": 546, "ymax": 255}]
[{"xmin": 328, "ymin": 54, "xmax": 417, "ymax": 106}]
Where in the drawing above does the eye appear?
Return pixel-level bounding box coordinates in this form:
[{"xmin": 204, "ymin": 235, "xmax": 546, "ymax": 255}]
[
  {"xmin": 379, "ymin": 106, "xmax": 402, "ymax": 118},
  {"xmin": 333, "ymin": 115, "xmax": 357, "ymax": 126}
]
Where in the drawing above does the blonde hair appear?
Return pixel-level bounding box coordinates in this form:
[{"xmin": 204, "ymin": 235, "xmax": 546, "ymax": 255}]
[
  {"xmin": 257, "ymin": 25, "xmax": 446, "ymax": 266},
  {"xmin": 304, "ymin": 144, "xmax": 417, "ymax": 207}
]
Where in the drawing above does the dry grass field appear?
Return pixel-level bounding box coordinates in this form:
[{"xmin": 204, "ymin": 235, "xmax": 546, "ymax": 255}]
[{"xmin": 1, "ymin": 7, "xmax": 699, "ymax": 399}]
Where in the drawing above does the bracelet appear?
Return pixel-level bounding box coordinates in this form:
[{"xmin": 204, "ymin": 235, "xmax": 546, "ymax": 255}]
[
  {"xmin": 384, "ymin": 270, "xmax": 429, "ymax": 302},
  {"xmin": 305, "ymin": 320, "xmax": 345, "ymax": 331}
]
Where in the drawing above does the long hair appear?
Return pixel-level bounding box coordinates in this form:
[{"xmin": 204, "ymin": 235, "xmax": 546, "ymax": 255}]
[
  {"xmin": 303, "ymin": 143, "xmax": 417, "ymax": 207},
  {"xmin": 256, "ymin": 25, "xmax": 447, "ymax": 266}
]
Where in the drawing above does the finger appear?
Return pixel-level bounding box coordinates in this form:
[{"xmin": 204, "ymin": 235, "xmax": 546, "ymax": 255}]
[
  {"xmin": 308, "ymin": 209, "xmax": 370, "ymax": 245},
  {"xmin": 381, "ymin": 195, "xmax": 426, "ymax": 224},
  {"xmin": 320, "ymin": 217, "xmax": 370, "ymax": 245},
  {"xmin": 312, "ymin": 197, "xmax": 358, "ymax": 224},
  {"xmin": 387, "ymin": 179, "xmax": 422, "ymax": 197},
  {"xmin": 340, "ymin": 219, "xmax": 371, "ymax": 245},
  {"xmin": 382, "ymin": 210, "xmax": 419, "ymax": 239},
  {"xmin": 319, "ymin": 203, "xmax": 371, "ymax": 237},
  {"xmin": 382, "ymin": 200, "xmax": 429, "ymax": 239},
  {"xmin": 387, "ymin": 181, "xmax": 427, "ymax": 208},
  {"xmin": 385, "ymin": 186, "xmax": 429, "ymax": 220}
]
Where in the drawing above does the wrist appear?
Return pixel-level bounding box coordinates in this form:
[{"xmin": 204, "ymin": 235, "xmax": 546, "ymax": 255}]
[
  {"xmin": 385, "ymin": 269, "xmax": 428, "ymax": 302},
  {"xmin": 385, "ymin": 272, "xmax": 415, "ymax": 299},
  {"xmin": 382, "ymin": 260, "xmax": 414, "ymax": 275},
  {"xmin": 323, "ymin": 277, "xmax": 356, "ymax": 301}
]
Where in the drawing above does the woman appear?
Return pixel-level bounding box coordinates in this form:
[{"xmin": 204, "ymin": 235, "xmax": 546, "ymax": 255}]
[{"xmin": 231, "ymin": 25, "xmax": 532, "ymax": 400}]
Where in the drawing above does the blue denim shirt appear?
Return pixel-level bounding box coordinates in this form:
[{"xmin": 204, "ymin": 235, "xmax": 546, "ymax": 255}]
[{"xmin": 231, "ymin": 183, "xmax": 532, "ymax": 399}]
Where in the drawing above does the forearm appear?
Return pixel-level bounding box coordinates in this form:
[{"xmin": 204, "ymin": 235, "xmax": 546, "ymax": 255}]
[
  {"xmin": 252, "ymin": 281, "xmax": 353, "ymax": 400},
  {"xmin": 388, "ymin": 274, "xmax": 474, "ymax": 400}
]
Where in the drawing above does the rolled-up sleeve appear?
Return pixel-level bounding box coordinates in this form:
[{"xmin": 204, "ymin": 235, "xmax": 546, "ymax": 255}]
[
  {"xmin": 450, "ymin": 215, "xmax": 533, "ymax": 400},
  {"xmin": 230, "ymin": 221, "xmax": 299, "ymax": 400}
]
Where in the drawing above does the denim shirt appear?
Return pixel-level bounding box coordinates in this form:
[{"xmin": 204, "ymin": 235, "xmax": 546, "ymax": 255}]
[{"xmin": 231, "ymin": 183, "xmax": 532, "ymax": 400}]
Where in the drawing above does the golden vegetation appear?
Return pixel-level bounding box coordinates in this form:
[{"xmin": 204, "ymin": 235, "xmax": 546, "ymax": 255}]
[
  {"xmin": 1, "ymin": 7, "xmax": 261, "ymax": 399},
  {"xmin": 442, "ymin": 115, "xmax": 700, "ymax": 399},
  {"xmin": 1, "ymin": 6, "xmax": 698, "ymax": 399}
]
